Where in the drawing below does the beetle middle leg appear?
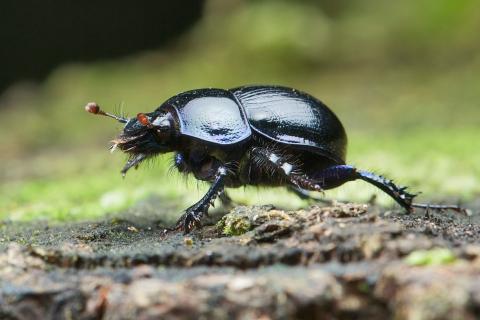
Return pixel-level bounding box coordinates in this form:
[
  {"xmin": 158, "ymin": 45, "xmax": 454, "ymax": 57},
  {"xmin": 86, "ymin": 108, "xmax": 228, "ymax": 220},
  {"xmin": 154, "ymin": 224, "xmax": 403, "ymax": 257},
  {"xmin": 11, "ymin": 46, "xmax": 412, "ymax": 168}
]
[
  {"xmin": 288, "ymin": 186, "xmax": 334, "ymax": 205},
  {"xmin": 247, "ymin": 147, "xmax": 334, "ymax": 204}
]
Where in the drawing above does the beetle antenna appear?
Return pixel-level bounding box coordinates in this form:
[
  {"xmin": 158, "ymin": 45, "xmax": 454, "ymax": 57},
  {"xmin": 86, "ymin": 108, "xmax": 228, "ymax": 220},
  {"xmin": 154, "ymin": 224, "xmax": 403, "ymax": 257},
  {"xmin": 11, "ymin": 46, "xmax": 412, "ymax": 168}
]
[{"xmin": 85, "ymin": 102, "xmax": 128, "ymax": 123}]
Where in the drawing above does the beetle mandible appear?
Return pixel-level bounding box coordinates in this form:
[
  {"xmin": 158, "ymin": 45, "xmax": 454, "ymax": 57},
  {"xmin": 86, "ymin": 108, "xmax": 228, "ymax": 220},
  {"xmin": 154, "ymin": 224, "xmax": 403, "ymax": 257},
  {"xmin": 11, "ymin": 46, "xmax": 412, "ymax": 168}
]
[{"xmin": 86, "ymin": 85, "xmax": 464, "ymax": 233}]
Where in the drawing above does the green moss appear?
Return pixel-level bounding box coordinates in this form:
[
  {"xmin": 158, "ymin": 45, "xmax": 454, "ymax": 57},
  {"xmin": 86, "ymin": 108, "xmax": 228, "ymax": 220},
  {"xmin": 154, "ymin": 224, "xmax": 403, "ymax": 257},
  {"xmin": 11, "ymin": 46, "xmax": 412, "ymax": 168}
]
[
  {"xmin": 217, "ymin": 214, "xmax": 252, "ymax": 236},
  {"xmin": 404, "ymin": 248, "xmax": 457, "ymax": 266},
  {"xmin": 1, "ymin": 1, "xmax": 479, "ymax": 222},
  {"xmin": 0, "ymin": 154, "xmax": 191, "ymax": 222}
]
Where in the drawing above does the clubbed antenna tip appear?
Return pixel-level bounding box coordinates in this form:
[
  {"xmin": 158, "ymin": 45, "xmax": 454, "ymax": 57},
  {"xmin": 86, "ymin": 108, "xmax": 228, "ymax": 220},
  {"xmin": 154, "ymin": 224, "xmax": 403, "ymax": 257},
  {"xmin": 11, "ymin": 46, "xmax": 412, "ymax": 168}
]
[
  {"xmin": 85, "ymin": 102, "xmax": 101, "ymax": 114},
  {"xmin": 84, "ymin": 102, "xmax": 128, "ymax": 123}
]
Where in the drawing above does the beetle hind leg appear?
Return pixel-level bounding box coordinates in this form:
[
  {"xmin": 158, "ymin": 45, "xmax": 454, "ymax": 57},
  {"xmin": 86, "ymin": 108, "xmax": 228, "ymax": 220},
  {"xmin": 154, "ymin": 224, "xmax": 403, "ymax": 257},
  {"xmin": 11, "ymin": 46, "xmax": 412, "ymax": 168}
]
[
  {"xmin": 306, "ymin": 165, "xmax": 417, "ymax": 211},
  {"xmin": 296, "ymin": 164, "xmax": 416, "ymax": 211},
  {"xmin": 249, "ymin": 147, "xmax": 466, "ymax": 215},
  {"xmin": 250, "ymin": 151, "xmax": 416, "ymax": 211},
  {"xmin": 355, "ymin": 169, "xmax": 416, "ymax": 211},
  {"xmin": 309, "ymin": 165, "xmax": 465, "ymax": 214}
]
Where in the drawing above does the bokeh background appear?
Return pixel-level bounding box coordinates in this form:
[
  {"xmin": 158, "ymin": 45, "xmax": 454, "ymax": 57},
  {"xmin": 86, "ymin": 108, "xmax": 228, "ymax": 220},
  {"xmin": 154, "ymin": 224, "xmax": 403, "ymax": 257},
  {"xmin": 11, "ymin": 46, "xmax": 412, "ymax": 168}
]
[{"xmin": 1, "ymin": 0, "xmax": 478, "ymax": 221}]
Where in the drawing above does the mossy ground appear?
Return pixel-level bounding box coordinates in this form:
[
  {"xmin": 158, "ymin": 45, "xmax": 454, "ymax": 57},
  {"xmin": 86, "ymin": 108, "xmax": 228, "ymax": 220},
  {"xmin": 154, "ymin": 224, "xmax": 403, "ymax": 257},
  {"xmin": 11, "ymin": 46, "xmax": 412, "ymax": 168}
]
[
  {"xmin": 1, "ymin": 1, "xmax": 479, "ymax": 222},
  {"xmin": 1, "ymin": 126, "xmax": 477, "ymax": 222}
]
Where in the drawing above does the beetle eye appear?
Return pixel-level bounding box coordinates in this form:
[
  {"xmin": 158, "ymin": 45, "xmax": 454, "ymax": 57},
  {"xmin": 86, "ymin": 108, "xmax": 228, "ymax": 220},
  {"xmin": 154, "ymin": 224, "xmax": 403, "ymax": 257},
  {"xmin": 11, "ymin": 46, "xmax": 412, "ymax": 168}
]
[{"xmin": 137, "ymin": 113, "xmax": 151, "ymax": 127}]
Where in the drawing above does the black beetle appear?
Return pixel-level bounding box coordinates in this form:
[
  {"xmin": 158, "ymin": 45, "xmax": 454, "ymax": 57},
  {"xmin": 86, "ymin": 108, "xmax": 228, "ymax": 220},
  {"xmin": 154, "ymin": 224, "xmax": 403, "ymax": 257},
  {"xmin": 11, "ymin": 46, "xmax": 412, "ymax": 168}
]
[{"xmin": 86, "ymin": 85, "xmax": 464, "ymax": 232}]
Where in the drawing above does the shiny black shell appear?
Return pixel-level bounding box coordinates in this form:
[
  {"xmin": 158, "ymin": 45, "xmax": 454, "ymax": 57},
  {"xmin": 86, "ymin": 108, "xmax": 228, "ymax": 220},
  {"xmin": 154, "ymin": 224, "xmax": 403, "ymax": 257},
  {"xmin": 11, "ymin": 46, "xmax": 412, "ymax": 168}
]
[
  {"xmin": 160, "ymin": 89, "xmax": 251, "ymax": 145},
  {"xmin": 160, "ymin": 85, "xmax": 348, "ymax": 164},
  {"xmin": 232, "ymin": 85, "xmax": 347, "ymax": 164}
]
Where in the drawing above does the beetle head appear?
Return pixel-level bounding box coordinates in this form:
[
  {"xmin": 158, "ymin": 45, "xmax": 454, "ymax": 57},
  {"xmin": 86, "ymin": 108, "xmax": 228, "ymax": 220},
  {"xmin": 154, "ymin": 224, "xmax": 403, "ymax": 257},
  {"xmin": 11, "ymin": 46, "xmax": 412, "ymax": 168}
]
[{"xmin": 85, "ymin": 102, "xmax": 174, "ymax": 176}]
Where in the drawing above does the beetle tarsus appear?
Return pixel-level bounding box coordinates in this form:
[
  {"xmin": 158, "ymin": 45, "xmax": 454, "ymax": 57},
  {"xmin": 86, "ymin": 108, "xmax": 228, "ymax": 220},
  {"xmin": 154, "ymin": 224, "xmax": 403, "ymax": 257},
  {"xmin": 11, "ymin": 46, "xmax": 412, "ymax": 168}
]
[{"xmin": 411, "ymin": 203, "xmax": 469, "ymax": 216}]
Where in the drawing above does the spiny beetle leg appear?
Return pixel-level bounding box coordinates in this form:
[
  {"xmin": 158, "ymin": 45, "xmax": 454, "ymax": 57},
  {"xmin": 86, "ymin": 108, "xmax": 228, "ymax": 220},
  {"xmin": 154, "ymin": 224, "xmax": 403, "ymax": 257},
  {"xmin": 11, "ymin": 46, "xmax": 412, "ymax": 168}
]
[
  {"xmin": 354, "ymin": 169, "xmax": 416, "ymax": 212},
  {"xmin": 354, "ymin": 168, "xmax": 468, "ymax": 215},
  {"xmin": 172, "ymin": 204, "xmax": 203, "ymax": 233},
  {"xmin": 308, "ymin": 165, "xmax": 416, "ymax": 211},
  {"xmin": 250, "ymin": 147, "xmax": 324, "ymax": 192},
  {"xmin": 271, "ymin": 163, "xmax": 417, "ymax": 212},
  {"xmin": 173, "ymin": 166, "xmax": 227, "ymax": 234}
]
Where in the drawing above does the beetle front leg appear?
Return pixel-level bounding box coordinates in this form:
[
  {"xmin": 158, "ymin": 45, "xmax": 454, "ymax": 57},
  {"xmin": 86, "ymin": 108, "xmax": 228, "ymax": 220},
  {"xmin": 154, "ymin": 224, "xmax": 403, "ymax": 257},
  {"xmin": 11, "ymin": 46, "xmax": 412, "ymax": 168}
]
[{"xmin": 174, "ymin": 166, "xmax": 228, "ymax": 233}]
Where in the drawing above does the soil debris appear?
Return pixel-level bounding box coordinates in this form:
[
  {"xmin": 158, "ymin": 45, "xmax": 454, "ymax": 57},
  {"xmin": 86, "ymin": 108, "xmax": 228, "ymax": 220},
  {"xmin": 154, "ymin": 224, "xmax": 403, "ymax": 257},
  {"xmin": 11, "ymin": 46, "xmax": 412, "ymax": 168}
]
[{"xmin": 0, "ymin": 201, "xmax": 479, "ymax": 319}]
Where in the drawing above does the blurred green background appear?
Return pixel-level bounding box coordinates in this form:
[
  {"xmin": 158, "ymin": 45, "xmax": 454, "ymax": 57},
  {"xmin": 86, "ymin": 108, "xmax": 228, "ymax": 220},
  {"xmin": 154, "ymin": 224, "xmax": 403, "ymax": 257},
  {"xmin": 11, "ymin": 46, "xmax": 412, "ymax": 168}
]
[{"xmin": 1, "ymin": 0, "xmax": 478, "ymax": 222}]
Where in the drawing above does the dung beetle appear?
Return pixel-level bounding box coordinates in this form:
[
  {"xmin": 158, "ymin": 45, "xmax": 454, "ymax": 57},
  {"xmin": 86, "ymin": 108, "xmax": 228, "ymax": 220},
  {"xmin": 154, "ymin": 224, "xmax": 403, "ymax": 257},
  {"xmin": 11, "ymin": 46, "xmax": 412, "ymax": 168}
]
[{"xmin": 86, "ymin": 85, "xmax": 465, "ymax": 233}]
